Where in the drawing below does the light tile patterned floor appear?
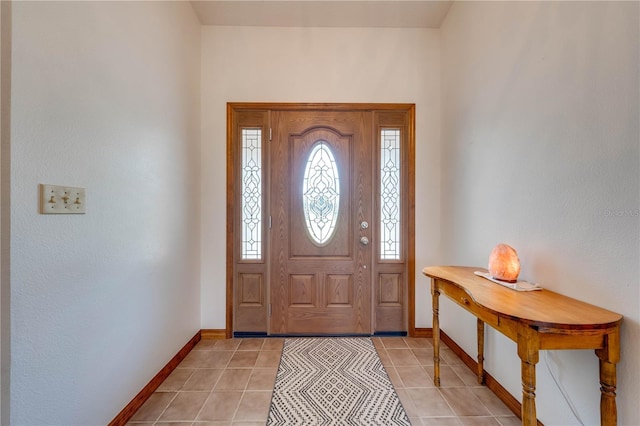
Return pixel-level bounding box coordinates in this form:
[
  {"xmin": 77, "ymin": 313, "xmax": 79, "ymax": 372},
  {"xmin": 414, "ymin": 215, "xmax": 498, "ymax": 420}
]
[{"xmin": 127, "ymin": 337, "xmax": 522, "ymax": 426}]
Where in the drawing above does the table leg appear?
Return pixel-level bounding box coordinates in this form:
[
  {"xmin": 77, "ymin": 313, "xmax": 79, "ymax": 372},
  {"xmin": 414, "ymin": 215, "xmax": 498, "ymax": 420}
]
[
  {"xmin": 517, "ymin": 327, "xmax": 539, "ymax": 426},
  {"xmin": 432, "ymin": 280, "xmax": 440, "ymax": 387},
  {"xmin": 477, "ymin": 318, "xmax": 485, "ymax": 384},
  {"xmin": 596, "ymin": 329, "xmax": 620, "ymax": 426}
]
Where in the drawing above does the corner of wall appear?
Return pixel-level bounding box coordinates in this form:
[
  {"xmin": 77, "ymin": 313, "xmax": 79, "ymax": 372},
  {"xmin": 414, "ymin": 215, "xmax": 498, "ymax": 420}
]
[{"xmin": 0, "ymin": 1, "xmax": 10, "ymax": 423}]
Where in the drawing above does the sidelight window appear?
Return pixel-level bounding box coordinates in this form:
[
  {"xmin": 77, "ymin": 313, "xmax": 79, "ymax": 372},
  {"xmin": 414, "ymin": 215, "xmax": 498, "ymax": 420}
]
[
  {"xmin": 241, "ymin": 128, "xmax": 262, "ymax": 260},
  {"xmin": 380, "ymin": 129, "xmax": 401, "ymax": 260}
]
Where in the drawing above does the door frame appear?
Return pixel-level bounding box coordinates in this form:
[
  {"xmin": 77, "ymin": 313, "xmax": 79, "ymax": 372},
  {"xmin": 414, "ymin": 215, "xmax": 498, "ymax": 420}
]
[{"xmin": 226, "ymin": 102, "xmax": 416, "ymax": 338}]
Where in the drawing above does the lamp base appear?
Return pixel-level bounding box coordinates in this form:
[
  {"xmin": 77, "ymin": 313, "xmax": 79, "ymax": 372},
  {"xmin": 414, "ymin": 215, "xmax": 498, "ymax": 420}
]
[
  {"xmin": 473, "ymin": 271, "xmax": 542, "ymax": 292},
  {"xmin": 493, "ymin": 277, "xmax": 517, "ymax": 283}
]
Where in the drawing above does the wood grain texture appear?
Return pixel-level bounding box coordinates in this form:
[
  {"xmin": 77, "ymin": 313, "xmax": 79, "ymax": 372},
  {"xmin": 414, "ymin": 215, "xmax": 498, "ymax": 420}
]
[
  {"xmin": 423, "ymin": 266, "xmax": 623, "ymax": 329},
  {"xmin": 413, "ymin": 327, "xmax": 433, "ymax": 338},
  {"xmin": 373, "ymin": 109, "xmax": 413, "ymax": 333},
  {"xmin": 227, "ymin": 103, "xmax": 415, "ymax": 337},
  {"xmin": 108, "ymin": 331, "xmax": 201, "ymax": 426},
  {"xmin": 226, "ymin": 102, "xmax": 235, "ymax": 338},
  {"xmin": 379, "ymin": 273, "xmax": 402, "ymax": 305},
  {"xmin": 229, "ymin": 109, "xmax": 270, "ymax": 335},
  {"xmin": 477, "ymin": 318, "xmax": 485, "ymax": 384},
  {"xmin": 405, "ymin": 106, "xmax": 416, "ymax": 337},
  {"xmin": 228, "ymin": 102, "xmax": 415, "ymax": 112},
  {"xmin": 427, "ymin": 266, "xmax": 622, "ymax": 426},
  {"xmin": 270, "ymin": 110, "xmax": 372, "ymax": 335},
  {"xmin": 326, "ymin": 274, "xmax": 352, "ymax": 306},
  {"xmin": 201, "ymin": 329, "xmax": 227, "ymax": 339},
  {"xmin": 596, "ymin": 328, "xmax": 620, "ymax": 426},
  {"xmin": 238, "ymin": 273, "xmax": 263, "ymax": 306},
  {"xmin": 290, "ymin": 275, "xmax": 316, "ymax": 306}
]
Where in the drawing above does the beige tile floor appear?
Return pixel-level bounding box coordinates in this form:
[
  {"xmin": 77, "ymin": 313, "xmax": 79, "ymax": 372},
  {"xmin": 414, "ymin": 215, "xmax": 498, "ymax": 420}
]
[{"xmin": 127, "ymin": 337, "xmax": 522, "ymax": 426}]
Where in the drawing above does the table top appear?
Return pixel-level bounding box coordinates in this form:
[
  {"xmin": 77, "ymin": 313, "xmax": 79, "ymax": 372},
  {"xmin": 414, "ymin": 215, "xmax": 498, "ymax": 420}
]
[{"xmin": 423, "ymin": 266, "xmax": 623, "ymax": 330}]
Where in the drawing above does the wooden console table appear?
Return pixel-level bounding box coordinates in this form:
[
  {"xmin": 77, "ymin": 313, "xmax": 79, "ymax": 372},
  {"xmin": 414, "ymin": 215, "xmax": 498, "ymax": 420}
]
[{"xmin": 423, "ymin": 266, "xmax": 623, "ymax": 426}]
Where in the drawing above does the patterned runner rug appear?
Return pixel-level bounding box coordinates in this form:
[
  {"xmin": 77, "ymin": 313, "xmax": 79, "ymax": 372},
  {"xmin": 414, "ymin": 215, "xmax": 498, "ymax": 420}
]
[{"xmin": 267, "ymin": 337, "xmax": 411, "ymax": 425}]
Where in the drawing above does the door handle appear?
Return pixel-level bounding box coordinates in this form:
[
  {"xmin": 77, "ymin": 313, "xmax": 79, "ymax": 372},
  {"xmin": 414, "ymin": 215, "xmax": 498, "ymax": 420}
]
[{"xmin": 360, "ymin": 236, "xmax": 369, "ymax": 245}]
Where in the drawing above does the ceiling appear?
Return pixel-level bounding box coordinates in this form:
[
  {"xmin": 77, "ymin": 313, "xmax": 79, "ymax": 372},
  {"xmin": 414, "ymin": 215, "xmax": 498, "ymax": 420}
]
[{"xmin": 190, "ymin": 1, "xmax": 453, "ymax": 28}]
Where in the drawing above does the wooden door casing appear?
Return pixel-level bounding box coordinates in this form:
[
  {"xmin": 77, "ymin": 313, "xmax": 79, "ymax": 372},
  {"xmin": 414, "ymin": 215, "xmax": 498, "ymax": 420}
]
[{"xmin": 227, "ymin": 103, "xmax": 415, "ymax": 338}]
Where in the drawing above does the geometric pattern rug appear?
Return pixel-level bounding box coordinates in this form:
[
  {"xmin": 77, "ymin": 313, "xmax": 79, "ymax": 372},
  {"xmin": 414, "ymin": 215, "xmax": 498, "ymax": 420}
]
[{"xmin": 267, "ymin": 337, "xmax": 411, "ymax": 425}]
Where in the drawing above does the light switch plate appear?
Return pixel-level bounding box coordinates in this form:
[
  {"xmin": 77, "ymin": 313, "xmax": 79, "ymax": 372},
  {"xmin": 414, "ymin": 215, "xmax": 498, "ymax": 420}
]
[{"xmin": 40, "ymin": 184, "xmax": 86, "ymax": 214}]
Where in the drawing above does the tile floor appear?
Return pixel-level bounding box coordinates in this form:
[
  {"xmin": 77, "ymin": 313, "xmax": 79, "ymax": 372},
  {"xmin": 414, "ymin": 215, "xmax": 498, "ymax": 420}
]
[{"xmin": 127, "ymin": 337, "xmax": 522, "ymax": 426}]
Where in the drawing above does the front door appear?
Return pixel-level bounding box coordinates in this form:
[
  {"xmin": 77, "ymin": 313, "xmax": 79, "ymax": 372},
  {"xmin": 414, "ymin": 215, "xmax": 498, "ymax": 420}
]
[
  {"xmin": 269, "ymin": 111, "xmax": 372, "ymax": 335},
  {"xmin": 228, "ymin": 103, "xmax": 414, "ymax": 338}
]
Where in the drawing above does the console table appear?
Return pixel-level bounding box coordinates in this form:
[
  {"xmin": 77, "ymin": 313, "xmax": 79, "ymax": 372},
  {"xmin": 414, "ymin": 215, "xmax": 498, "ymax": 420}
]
[{"xmin": 423, "ymin": 266, "xmax": 623, "ymax": 426}]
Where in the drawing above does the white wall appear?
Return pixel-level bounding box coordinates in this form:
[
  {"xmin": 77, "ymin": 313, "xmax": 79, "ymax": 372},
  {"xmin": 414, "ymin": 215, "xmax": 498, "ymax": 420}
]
[
  {"xmin": 200, "ymin": 26, "xmax": 441, "ymax": 329},
  {"xmin": 441, "ymin": 2, "xmax": 639, "ymax": 425},
  {"xmin": 9, "ymin": 2, "xmax": 201, "ymax": 424},
  {"xmin": 0, "ymin": 1, "xmax": 9, "ymax": 423}
]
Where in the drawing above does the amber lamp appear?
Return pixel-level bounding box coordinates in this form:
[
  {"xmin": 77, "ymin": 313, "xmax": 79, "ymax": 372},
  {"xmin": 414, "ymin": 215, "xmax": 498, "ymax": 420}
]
[{"xmin": 488, "ymin": 243, "xmax": 520, "ymax": 283}]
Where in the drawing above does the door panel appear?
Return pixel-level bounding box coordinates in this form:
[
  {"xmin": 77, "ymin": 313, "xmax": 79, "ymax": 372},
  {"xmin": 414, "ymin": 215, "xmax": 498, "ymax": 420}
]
[
  {"xmin": 270, "ymin": 111, "xmax": 372, "ymax": 335},
  {"xmin": 376, "ymin": 272, "xmax": 404, "ymax": 331}
]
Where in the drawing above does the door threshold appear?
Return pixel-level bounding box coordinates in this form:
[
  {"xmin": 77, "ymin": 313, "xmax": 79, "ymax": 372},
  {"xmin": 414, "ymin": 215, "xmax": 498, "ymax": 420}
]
[{"xmin": 232, "ymin": 331, "xmax": 408, "ymax": 338}]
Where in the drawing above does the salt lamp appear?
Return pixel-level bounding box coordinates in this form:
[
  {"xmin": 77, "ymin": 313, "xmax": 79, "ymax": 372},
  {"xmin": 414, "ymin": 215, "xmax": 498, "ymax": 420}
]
[{"xmin": 488, "ymin": 244, "xmax": 520, "ymax": 283}]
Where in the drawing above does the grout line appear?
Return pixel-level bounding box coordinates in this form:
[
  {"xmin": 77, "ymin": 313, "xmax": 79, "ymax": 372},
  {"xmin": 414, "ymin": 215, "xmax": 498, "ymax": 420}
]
[
  {"xmin": 435, "ymin": 386, "xmax": 460, "ymax": 419},
  {"xmin": 150, "ymin": 391, "xmax": 180, "ymax": 425},
  {"xmin": 175, "ymin": 368, "xmax": 197, "ymax": 392},
  {"xmin": 192, "ymin": 338, "xmax": 242, "ymax": 423},
  {"xmin": 231, "ymin": 341, "xmax": 266, "ymax": 422},
  {"xmin": 190, "ymin": 389, "xmax": 215, "ymax": 423}
]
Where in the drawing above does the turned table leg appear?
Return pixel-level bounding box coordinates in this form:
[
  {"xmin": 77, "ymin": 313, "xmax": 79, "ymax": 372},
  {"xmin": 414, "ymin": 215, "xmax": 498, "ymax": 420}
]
[
  {"xmin": 596, "ymin": 329, "xmax": 620, "ymax": 426},
  {"xmin": 477, "ymin": 318, "xmax": 485, "ymax": 384},
  {"xmin": 517, "ymin": 327, "xmax": 539, "ymax": 426},
  {"xmin": 432, "ymin": 280, "xmax": 440, "ymax": 387}
]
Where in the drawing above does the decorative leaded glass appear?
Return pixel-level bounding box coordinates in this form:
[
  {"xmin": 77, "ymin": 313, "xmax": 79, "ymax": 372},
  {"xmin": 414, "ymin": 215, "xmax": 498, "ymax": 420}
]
[
  {"xmin": 303, "ymin": 141, "xmax": 340, "ymax": 245},
  {"xmin": 241, "ymin": 129, "xmax": 262, "ymax": 260},
  {"xmin": 380, "ymin": 129, "xmax": 401, "ymax": 260}
]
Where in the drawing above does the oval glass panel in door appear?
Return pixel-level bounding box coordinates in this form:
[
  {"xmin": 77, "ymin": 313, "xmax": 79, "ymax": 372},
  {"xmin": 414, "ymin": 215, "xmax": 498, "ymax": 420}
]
[{"xmin": 302, "ymin": 141, "xmax": 340, "ymax": 245}]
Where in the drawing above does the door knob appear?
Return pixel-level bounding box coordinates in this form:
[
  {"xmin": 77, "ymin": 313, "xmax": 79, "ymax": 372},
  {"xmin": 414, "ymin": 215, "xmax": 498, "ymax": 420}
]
[
  {"xmin": 360, "ymin": 236, "xmax": 369, "ymax": 245},
  {"xmin": 360, "ymin": 221, "xmax": 369, "ymax": 229}
]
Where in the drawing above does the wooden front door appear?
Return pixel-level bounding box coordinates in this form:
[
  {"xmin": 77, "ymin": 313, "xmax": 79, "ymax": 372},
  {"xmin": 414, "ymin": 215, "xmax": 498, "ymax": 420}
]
[
  {"xmin": 270, "ymin": 111, "xmax": 372, "ymax": 335},
  {"xmin": 228, "ymin": 103, "xmax": 414, "ymax": 338}
]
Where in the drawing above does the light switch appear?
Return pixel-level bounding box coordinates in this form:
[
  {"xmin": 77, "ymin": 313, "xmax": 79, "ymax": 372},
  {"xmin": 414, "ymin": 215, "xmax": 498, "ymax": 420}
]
[{"xmin": 40, "ymin": 184, "xmax": 86, "ymax": 214}]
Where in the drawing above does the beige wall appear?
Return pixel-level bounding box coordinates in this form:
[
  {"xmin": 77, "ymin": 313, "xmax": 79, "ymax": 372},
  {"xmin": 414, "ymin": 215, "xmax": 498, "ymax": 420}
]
[
  {"xmin": 9, "ymin": 2, "xmax": 201, "ymax": 423},
  {"xmin": 441, "ymin": 2, "xmax": 639, "ymax": 424},
  {"xmin": 0, "ymin": 1, "xmax": 10, "ymax": 423},
  {"xmin": 200, "ymin": 26, "xmax": 442, "ymax": 329}
]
